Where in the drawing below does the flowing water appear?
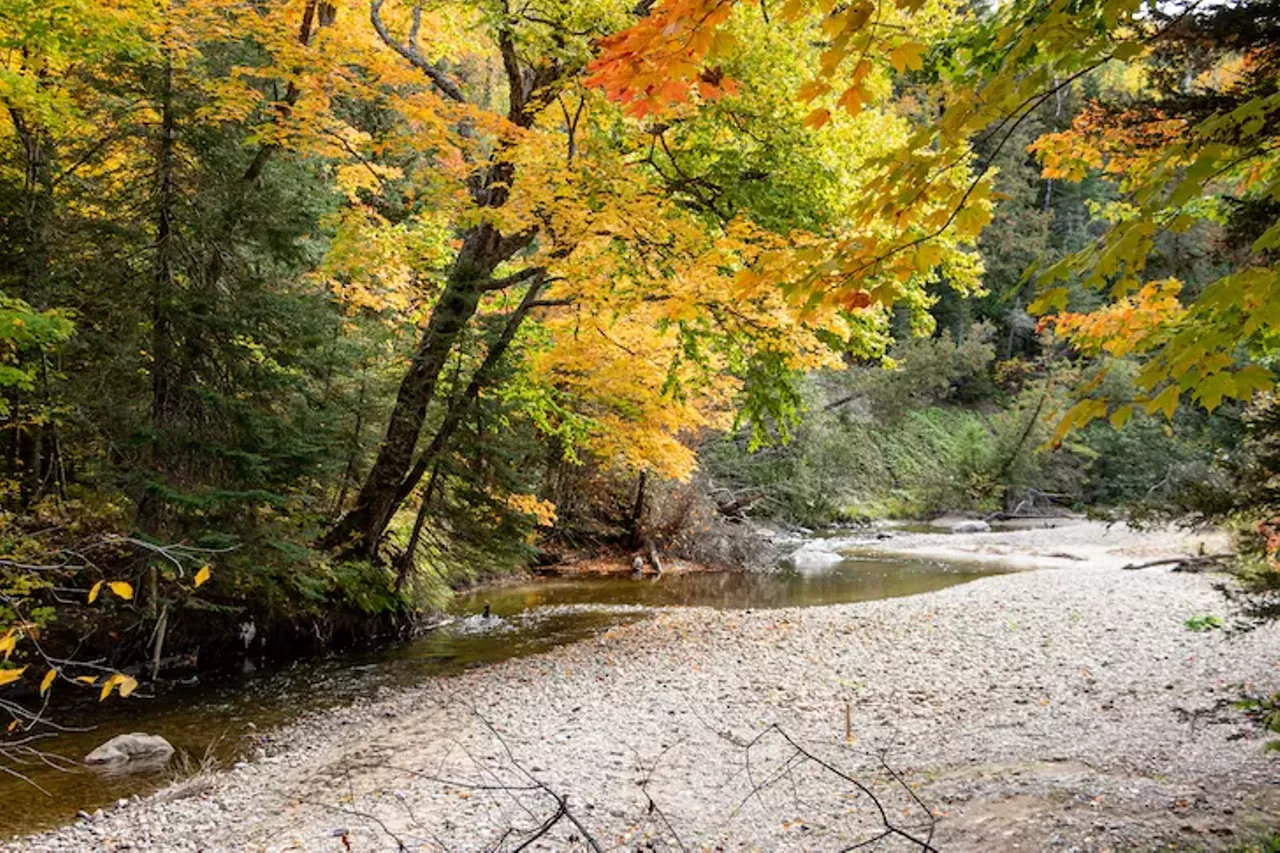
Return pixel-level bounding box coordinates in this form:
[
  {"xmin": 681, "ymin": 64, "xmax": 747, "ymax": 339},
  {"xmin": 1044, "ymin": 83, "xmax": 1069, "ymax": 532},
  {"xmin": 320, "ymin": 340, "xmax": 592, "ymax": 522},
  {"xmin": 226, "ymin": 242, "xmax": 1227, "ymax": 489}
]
[{"xmin": 4, "ymin": 551, "xmax": 1004, "ymax": 837}]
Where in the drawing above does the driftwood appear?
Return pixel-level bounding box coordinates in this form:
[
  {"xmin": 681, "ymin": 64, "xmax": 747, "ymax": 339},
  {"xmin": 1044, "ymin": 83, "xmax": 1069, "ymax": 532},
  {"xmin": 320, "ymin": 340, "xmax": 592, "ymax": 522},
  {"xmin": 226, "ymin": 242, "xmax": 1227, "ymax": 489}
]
[
  {"xmin": 1122, "ymin": 553, "xmax": 1235, "ymax": 572},
  {"xmin": 987, "ymin": 487, "xmax": 1076, "ymax": 521},
  {"xmin": 646, "ymin": 538, "xmax": 664, "ymax": 575},
  {"xmin": 715, "ymin": 489, "xmax": 765, "ymax": 518}
]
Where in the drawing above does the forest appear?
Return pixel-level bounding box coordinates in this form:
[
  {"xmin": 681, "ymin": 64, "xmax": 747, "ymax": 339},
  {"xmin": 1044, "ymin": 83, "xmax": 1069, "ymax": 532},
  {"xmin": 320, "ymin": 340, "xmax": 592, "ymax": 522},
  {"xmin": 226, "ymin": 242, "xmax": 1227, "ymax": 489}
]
[{"xmin": 0, "ymin": 0, "xmax": 1278, "ymax": 847}]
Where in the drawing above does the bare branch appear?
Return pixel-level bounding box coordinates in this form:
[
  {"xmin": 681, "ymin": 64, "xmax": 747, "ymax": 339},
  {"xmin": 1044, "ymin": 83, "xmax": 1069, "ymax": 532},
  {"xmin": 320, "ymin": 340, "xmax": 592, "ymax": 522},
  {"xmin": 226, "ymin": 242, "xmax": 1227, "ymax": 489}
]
[
  {"xmin": 482, "ymin": 265, "xmax": 546, "ymax": 292},
  {"xmin": 370, "ymin": 0, "xmax": 467, "ymax": 103}
]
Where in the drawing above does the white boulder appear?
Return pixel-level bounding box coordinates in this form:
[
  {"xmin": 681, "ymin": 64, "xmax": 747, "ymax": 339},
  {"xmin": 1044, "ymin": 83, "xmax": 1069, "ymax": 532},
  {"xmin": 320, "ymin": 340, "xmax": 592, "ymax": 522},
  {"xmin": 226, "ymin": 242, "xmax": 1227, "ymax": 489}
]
[
  {"xmin": 789, "ymin": 542, "xmax": 847, "ymax": 571},
  {"xmin": 85, "ymin": 733, "xmax": 174, "ymax": 765},
  {"xmin": 950, "ymin": 520, "xmax": 992, "ymax": 534}
]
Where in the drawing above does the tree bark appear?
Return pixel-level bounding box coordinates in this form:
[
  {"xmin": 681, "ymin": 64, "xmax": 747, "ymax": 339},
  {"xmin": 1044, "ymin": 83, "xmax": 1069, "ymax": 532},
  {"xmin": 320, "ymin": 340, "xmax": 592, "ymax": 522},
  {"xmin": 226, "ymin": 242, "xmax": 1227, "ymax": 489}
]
[
  {"xmin": 139, "ymin": 56, "xmax": 178, "ymax": 535},
  {"xmin": 394, "ymin": 462, "xmax": 442, "ymax": 593},
  {"xmin": 629, "ymin": 470, "xmax": 648, "ymax": 550},
  {"xmin": 320, "ymin": 224, "xmax": 506, "ymax": 557},
  {"xmin": 389, "ymin": 274, "xmax": 547, "ymax": 509}
]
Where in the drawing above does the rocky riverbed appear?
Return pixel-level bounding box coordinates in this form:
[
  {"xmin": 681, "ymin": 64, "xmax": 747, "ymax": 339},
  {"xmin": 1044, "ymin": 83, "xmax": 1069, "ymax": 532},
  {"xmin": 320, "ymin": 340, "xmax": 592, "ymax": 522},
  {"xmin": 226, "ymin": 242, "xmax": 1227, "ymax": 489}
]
[{"xmin": 8, "ymin": 522, "xmax": 1279, "ymax": 851}]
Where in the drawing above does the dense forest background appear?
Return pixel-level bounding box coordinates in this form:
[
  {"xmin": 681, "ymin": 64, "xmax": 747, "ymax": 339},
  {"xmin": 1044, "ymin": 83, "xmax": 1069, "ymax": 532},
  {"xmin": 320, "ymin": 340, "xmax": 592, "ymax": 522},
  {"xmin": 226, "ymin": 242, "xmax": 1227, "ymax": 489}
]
[{"xmin": 0, "ymin": 0, "xmax": 1277, "ymax": 689}]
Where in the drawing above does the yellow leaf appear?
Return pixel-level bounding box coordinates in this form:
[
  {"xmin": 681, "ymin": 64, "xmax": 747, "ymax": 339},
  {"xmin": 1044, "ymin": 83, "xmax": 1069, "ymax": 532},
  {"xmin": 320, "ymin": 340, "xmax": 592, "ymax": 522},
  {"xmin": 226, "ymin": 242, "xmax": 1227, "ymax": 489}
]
[
  {"xmin": 0, "ymin": 667, "xmax": 27, "ymax": 687},
  {"xmin": 1112, "ymin": 41, "xmax": 1145, "ymax": 60},
  {"xmin": 888, "ymin": 41, "xmax": 926, "ymax": 72},
  {"xmin": 1109, "ymin": 404, "xmax": 1133, "ymax": 429},
  {"xmin": 1231, "ymin": 364, "xmax": 1274, "ymax": 400},
  {"xmin": 6, "ymin": 720, "xmax": 16, "ymax": 733},
  {"xmin": 40, "ymin": 668, "xmax": 57, "ymax": 696},
  {"xmin": 844, "ymin": 1, "xmax": 874, "ymax": 33},
  {"xmin": 955, "ymin": 204, "xmax": 993, "ymax": 238},
  {"xmin": 118, "ymin": 674, "xmax": 139, "ymax": 698},
  {"xmin": 709, "ymin": 30, "xmax": 738, "ymax": 58},
  {"xmin": 779, "ymin": 0, "xmax": 805, "ymax": 20},
  {"xmin": 0, "ymin": 632, "xmax": 15, "ymax": 659},
  {"xmin": 75, "ymin": 675, "xmax": 97, "ymax": 685},
  {"xmin": 109, "ymin": 581, "xmax": 134, "ymax": 601},
  {"xmin": 1028, "ymin": 287, "xmax": 1069, "ymax": 314},
  {"xmin": 88, "ymin": 580, "xmax": 103, "ymax": 604},
  {"xmin": 1051, "ymin": 399, "xmax": 1107, "ymax": 445},
  {"xmin": 100, "ymin": 673, "xmax": 123, "ymax": 701},
  {"xmin": 837, "ymin": 85, "xmax": 866, "ymax": 116},
  {"xmin": 914, "ymin": 243, "xmax": 944, "ymax": 273},
  {"xmin": 194, "ymin": 565, "xmax": 211, "ymax": 588},
  {"xmin": 796, "ymin": 80, "xmax": 830, "ymax": 103}
]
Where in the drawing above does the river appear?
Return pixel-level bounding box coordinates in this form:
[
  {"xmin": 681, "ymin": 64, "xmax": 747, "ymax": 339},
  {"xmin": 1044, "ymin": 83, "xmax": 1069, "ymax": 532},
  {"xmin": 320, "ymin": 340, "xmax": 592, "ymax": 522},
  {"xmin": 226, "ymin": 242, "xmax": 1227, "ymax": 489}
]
[{"xmin": 5, "ymin": 550, "xmax": 1003, "ymax": 837}]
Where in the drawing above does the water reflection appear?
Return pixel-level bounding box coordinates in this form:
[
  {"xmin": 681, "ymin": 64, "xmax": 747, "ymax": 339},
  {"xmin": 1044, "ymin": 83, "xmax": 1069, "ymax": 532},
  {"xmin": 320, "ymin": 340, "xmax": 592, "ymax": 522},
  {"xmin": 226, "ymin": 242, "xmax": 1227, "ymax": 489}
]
[{"xmin": 457, "ymin": 555, "xmax": 1000, "ymax": 614}]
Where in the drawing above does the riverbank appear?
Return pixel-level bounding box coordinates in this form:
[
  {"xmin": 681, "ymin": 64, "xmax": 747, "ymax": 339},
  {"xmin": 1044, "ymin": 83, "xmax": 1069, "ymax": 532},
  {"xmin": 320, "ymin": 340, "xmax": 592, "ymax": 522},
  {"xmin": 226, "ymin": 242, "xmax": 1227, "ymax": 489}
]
[
  {"xmin": 9, "ymin": 523, "xmax": 1278, "ymax": 851},
  {"xmin": 869, "ymin": 517, "xmax": 1234, "ymax": 571}
]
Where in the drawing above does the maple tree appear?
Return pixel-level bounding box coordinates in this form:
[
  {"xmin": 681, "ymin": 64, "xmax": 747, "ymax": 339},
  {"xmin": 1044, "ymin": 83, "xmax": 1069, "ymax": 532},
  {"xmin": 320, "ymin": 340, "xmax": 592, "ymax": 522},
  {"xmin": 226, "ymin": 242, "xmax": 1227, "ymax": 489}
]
[
  {"xmin": 1027, "ymin": 0, "xmax": 1280, "ymax": 439},
  {"xmin": 588, "ymin": 0, "xmax": 1279, "ymax": 437},
  {"xmin": 312, "ymin": 0, "xmax": 987, "ymax": 561}
]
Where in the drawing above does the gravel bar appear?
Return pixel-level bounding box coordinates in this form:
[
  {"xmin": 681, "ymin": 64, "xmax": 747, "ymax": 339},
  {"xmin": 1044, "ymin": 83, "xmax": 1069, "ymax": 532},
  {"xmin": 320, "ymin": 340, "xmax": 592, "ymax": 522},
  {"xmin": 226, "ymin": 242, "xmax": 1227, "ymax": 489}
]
[{"xmin": 8, "ymin": 523, "xmax": 1279, "ymax": 851}]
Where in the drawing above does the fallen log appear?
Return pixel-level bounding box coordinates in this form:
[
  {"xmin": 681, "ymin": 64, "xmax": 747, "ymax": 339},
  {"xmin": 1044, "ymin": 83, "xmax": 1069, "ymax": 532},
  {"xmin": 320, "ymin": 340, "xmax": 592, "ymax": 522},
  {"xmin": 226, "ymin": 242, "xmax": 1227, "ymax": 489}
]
[
  {"xmin": 1121, "ymin": 553, "xmax": 1235, "ymax": 572},
  {"xmin": 715, "ymin": 489, "xmax": 765, "ymax": 518}
]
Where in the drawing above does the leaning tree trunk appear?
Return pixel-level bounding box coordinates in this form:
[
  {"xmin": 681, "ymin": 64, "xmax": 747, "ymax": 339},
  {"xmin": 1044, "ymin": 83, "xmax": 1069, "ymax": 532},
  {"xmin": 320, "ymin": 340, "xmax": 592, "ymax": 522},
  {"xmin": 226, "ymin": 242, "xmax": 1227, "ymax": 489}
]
[
  {"xmin": 326, "ymin": 0, "xmax": 565, "ymax": 561},
  {"xmin": 320, "ymin": 224, "xmax": 506, "ymax": 558}
]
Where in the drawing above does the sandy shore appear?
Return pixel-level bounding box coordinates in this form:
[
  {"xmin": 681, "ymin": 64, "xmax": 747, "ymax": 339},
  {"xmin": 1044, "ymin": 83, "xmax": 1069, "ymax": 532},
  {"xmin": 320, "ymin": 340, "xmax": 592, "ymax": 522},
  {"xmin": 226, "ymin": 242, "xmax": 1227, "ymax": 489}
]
[{"xmin": 9, "ymin": 522, "xmax": 1279, "ymax": 851}]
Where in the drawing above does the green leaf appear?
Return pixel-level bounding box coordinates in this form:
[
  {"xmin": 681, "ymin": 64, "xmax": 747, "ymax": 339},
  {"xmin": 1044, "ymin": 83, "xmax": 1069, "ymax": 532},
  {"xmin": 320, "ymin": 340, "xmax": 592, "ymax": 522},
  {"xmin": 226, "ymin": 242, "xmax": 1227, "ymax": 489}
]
[{"xmin": 1196, "ymin": 372, "xmax": 1236, "ymax": 412}]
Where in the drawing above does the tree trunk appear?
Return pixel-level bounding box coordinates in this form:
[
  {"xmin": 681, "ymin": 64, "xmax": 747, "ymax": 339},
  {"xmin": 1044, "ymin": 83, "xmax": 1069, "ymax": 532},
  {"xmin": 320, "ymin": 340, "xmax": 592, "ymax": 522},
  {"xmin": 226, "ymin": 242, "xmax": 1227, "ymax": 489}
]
[
  {"xmin": 320, "ymin": 224, "xmax": 505, "ymax": 558},
  {"xmin": 140, "ymin": 57, "xmax": 177, "ymax": 535},
  {"xmin": 629, "ymin": 470, "xmax": 647, "ymax": 550},
  {"xmin": 394, "ymin": 462, "xmax": 442, "ymax": 593},
  {"xmin": 325, "ymin": 1, "xmax": 557, "ymax": 561},
  {"xmin": 388, "ymin": 275, "xmax": 546, "ymax": 509},
  {"xmin": 7, "ymin": 100, "xmax": 55, "ymax": 503}
]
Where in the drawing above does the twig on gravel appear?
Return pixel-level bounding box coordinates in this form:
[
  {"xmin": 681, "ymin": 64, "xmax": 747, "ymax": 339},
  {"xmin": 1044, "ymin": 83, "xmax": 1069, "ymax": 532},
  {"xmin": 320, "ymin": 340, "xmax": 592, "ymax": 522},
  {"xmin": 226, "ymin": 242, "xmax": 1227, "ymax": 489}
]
[
  {"xmin": 299, "ymin": 798, "xmax": 409, "ymax": 852},
  {"xmin": 630, "ymin": 737, "xmax": 690, "ymax": 852},
  {"xmin": 714, "ymin": 723, "xmax": 939, "ymax": 851},
  {"xmin": 343, "ymin": 700, "xmax": 605, "ymax": 852},
  {"xmin": 471, "ymin": 711, "xmax": 605, "ymax": 852}
]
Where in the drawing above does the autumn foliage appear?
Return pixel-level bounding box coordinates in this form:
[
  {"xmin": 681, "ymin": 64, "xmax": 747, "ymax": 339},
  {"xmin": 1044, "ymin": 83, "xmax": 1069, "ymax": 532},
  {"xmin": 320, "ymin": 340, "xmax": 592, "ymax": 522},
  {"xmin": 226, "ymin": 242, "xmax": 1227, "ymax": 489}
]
[{"xmin": 1, "ymin": 0, "xmax": 1278, "ymax": 731}]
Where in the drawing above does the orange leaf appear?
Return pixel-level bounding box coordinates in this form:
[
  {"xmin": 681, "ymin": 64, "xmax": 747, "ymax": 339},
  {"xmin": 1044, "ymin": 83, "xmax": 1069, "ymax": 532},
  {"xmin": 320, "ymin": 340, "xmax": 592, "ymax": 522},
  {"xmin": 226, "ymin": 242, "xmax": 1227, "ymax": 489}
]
[{"xmin": 804, "ymin": 108, "xmax": 831, "ymax": 130}]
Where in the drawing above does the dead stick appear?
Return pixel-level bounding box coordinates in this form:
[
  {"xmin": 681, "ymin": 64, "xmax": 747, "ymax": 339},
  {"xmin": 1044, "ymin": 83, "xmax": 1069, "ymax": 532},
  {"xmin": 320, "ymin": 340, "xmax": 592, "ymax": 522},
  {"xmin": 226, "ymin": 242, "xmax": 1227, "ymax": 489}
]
[{"xmin": 1122, "ymin": 553, "xmax": 1234, "ymax": 571}]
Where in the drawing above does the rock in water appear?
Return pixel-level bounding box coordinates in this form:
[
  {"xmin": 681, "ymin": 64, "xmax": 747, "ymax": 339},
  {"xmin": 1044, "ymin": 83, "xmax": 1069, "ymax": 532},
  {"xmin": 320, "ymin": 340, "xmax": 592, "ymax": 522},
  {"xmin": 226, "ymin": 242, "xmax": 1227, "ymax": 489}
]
[
  {"xmin": 789, "ymin": 542, "xmax": 846, "ymax": 571},
  {"xmin": 950, "ymin": 520, "xmax": 991, "ymax": 534},
  {"xmin": 85, "ymin": 733, "xmax": 175, "ymax": 765}
]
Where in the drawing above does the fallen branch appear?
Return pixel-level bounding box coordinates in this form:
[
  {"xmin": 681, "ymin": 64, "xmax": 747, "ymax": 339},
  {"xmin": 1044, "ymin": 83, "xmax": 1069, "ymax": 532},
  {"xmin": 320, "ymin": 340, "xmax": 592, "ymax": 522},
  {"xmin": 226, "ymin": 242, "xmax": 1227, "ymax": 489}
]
[
  {"xmin": 332, "ymin": 700, "xmax": 934, "ymax": 851},
  {"xmin": 715, "ymin": 722, "xmax": 939, "ymax": 851},
  {"xmin": 1122, "ymin": 553, "xmax": 1235, "ymax": 572},
  {"xmin": 715, "ymin": 488, "xmax": 765, "ymax": 518}
]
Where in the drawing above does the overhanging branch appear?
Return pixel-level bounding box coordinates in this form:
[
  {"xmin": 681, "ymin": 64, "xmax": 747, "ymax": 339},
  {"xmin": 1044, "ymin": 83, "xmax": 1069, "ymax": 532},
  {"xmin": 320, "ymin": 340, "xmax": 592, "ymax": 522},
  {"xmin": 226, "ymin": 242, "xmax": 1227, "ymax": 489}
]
[{"xmin": 370, "ymin": 0, "xmax": 468, "ymax": 103}]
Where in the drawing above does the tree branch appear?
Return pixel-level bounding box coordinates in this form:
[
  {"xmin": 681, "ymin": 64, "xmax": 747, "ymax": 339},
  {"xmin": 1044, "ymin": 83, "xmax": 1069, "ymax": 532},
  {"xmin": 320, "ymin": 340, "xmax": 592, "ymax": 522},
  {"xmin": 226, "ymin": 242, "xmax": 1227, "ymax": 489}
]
[
  {"xmin": 482, "ymin": 265, "xmax": 545, "ymax": 292},
  {"xmin": 370, "ymin": 0, "xmax": 467, "ymax": 103}
]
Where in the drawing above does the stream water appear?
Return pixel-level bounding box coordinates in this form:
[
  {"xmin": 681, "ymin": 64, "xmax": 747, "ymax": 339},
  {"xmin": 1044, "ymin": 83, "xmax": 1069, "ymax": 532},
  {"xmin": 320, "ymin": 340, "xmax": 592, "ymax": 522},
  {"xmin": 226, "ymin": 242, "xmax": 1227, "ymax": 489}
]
[{"xmin": 5, "ymin": 550, "xmax": 1004, "ymax": 837}]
